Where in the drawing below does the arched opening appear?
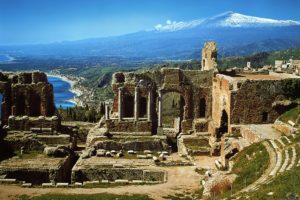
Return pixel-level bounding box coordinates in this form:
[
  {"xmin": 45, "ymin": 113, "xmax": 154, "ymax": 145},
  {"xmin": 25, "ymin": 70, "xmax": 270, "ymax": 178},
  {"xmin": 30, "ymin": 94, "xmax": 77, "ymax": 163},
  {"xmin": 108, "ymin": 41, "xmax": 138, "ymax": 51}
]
[
  {"xmin": 16, "ymin": 94, "xmax": 26, "ymax": 116},
  {"xmin": 199, "ymin": 98, "xmax": 206, "ymax": 118},
  {"xmin": 162, "ymin": 92, "xmax": 185, "ymax": 130},
  {"xmin": 139, "ymin": 96, "xmax": 147, "ymax": 118},
  {"xmin": 30, "ymin": 93, "xmax": 41, "ymax": 116},
  {"xmin": 123, "ymin": 95, "xmax": 134, "ymax": 118},
  {"xmin": 262, "ymin": 111, "xmax": 268, "ymax": 123},
  {"xmin": 217, "ymin": 110, "xmax": 228, "ymax": 138}
]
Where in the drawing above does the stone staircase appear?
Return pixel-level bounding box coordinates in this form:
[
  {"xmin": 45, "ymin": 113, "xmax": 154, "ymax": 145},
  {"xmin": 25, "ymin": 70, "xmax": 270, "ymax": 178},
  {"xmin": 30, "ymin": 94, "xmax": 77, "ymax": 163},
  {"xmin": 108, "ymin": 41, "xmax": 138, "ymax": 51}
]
[{"xmin": 235, "ymin": 135, "xmax": 300, "ymax": 196}]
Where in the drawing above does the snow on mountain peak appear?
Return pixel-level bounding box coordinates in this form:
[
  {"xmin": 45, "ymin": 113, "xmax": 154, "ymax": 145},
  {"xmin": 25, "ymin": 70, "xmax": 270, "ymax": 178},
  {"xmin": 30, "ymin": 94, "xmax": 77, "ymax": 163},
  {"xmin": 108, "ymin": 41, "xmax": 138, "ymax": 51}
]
[
  {"xmin": 208, "ymin": 12, "xmax": 300, "ymax": 27},
  {"xmin": 153, "ymin": 12, "xmax": 300, "ymax": 32}
]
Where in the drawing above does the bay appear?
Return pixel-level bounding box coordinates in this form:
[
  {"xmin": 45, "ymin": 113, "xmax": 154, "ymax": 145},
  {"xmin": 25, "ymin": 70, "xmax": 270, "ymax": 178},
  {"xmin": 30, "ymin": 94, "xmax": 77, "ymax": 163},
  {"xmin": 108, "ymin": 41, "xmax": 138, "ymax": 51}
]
[{"xmin": 47, "ymin": 75, "xmax": 77, "ymax": 109}]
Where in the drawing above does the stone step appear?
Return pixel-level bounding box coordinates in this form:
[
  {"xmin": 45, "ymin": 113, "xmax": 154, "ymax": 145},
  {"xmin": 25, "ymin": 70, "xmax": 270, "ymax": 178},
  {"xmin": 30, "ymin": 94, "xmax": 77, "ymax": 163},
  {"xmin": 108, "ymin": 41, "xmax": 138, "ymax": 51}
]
[
  {"xmin": 269, "ymin": 146, "xmax": 282, "ymax": 176},
  {"xmin": 0, "ymin": 179, "xmax": 17, "ymax": 183},
  {"xmin": 74, "ymin": 182, "xmax": 83, "ymax": 186},
  {"xmin": 269, "ymin": 140, "xmax": 279, "ymax": 150},
  {"xmin": 114, "ymin": 179, "xmax": 129, "ymax": 184},
  {"xmin": 287, "ymin": 147, "xmax": 296, "ymax": 171},
  {"xmin": 56, "ymin": 182, "xmax": 69, "ymax": 187},
  {"xmin": 279, "ymin": 149, "xmax": 289, "ymax": 173},
  {"xmin": 283, "ymin": 136, "xmax": 292, "ymax": 144},
  {"xmin": 21, "ymin": 183, "xmax": 32, "ymax": 187},
  {"xmin": 276, "ymin": 138, "xmax": 285, "ymax": 148},
  {"xmin": 42, "ymin": 183, "xmax": 54, "ymax": 187}
]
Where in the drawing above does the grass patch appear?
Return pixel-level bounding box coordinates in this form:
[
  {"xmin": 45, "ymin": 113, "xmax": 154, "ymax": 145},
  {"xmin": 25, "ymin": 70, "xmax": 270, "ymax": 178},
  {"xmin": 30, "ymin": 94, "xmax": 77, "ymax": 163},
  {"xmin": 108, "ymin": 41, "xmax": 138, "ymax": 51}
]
[
  {"xmin": 246, "ymin": 163, "xmax": 300, "ymax": 199},
  {"xmin": 194, "ymin": 167, "xmax": 207, "ymax": 175},
  {"xmin": 218, "ymin": 142, "xmax": 269, "ymax": 198},
  {"xmin": 279, "ymin": 105, "xmax": 300, "ymax": 125},
  {"xmin": 18, "ymin": 193, "xmax": 152, "ymax": 200},
  {"xmin": 162, "ymin": 188, "xmax": 203, "ymax": 200}
]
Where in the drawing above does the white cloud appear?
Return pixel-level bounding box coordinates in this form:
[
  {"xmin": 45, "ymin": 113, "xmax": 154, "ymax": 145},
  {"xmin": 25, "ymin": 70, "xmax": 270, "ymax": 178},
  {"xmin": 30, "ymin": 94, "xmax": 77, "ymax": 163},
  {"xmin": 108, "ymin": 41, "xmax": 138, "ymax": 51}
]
[{"xmin": 154, "ymin": 19, "xmax": 204, "ymax": 32}]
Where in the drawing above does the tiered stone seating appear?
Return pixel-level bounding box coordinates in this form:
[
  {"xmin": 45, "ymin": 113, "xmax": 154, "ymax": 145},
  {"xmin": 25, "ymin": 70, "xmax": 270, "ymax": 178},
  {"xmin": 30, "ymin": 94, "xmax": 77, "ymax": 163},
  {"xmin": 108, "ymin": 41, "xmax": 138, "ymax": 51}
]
[
  {"xmin": 276, "ymin": 138, "xmax": 285, "ymax": 148},
  {"xmin": 287, "ymin": 147, "xmax": 296, "ymax": 171},
  {"xmin": 283, "ymin": 136, "xmax": 292, "ymax": 144},
  {"xmin": 279, "ymin": 149, "xmax": 289, "ymax": 173}
]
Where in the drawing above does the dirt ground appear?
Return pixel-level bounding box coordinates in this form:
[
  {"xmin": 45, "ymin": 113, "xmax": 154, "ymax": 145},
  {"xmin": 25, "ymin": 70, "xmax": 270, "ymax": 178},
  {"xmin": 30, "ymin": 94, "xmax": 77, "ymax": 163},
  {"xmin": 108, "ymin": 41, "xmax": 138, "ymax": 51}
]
[{"xmin": 0, "ymin": 156, "xmax": 218, "ymax": 200}]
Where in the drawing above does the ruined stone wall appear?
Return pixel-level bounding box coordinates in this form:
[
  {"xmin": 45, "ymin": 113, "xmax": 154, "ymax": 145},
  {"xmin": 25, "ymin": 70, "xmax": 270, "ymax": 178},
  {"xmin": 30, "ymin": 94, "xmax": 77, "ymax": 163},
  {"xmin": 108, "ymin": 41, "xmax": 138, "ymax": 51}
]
[
  {"xmin": 211, "ymin": 74, "xmax": 300, "ymax": 137},
  {"xmin": 0, "ymin": 155, "xmax": 72, "ymax": 184},
  {"xmin": 110, "ymin": 68, "xmax": 214, "ymax": 134},
  {"xmin": 8, "ymin": 116, "xmax": 59, "ymax": 131},
  {"xmin": 202, "ymin": 42, "xmax": 217, "ymax": 71},
  {"xmin": 210, "ymin": 75, "xmax": 232, "ymax": 136},
  {"xmin": 106, "ymin": 119, "xmax": 152, "ymax": 134},
  {"xmin": 71, "ymin": 167, "xmax": 166, "ymax": 183},
  {"xmin": 230, "ymin": 79, "xmax": 298, "ymax": 124},
  {"xmin": 0, "ymin": 72, "xmax": 56, "ymax": 125}
]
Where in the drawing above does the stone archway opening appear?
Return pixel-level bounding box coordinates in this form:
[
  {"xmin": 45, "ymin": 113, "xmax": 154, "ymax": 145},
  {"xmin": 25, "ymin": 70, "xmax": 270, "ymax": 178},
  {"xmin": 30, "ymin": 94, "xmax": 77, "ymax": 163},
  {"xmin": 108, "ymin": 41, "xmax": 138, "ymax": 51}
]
[
  {"xmin": 123, "ymin": 95, "xmax": 134, "ymax": 118},
  {"xmin": 161, "ymin": 92, "xmax": 185, "ymax": 131},
  {"xmin": 30, "ymin": 93, "xmax": 41, "ymax": 116},
  {"xmin": 139, "ymin": 96, "xmax": 147, "ymax": 118},
  {"xmin": 217, "ymin": 110, "xmax": 228, "ymax": 138},
  {"xmin": 199, "ymin": 98, "xmax": 206, "ymax": 118},
  {"xmin": 16, "ymin": 94, "xmax": 26, "ymax": 116}
]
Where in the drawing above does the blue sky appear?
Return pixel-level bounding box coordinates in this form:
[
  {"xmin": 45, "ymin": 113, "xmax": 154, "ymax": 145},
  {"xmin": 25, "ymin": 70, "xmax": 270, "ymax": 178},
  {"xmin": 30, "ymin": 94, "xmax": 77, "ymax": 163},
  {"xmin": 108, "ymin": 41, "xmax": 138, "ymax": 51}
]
[{"xmin": 0, "ymin": 0, "xmax": 300, "ymax": 45}]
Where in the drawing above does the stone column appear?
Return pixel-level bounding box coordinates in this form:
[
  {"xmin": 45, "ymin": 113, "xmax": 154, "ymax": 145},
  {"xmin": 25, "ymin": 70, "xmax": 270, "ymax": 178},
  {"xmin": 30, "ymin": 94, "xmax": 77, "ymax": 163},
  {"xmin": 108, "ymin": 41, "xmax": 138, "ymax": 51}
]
[
  {"xmin": 147, "ymin": 89, "xmax": 153, "ymax": 121},
  {"xmin": 118, "ymin": 87, "xmax": 123, "ymax": 121},
  {"xmin": 134, "ymin": 86, "xmax": 139, "ymax": 121},
  {"xmin": 105, "ymin": 101, "xmax": 110, "ymax": 120},
  {"xmin": 158, "ymin": 89, "xmax": 163, "ymax": 127}
]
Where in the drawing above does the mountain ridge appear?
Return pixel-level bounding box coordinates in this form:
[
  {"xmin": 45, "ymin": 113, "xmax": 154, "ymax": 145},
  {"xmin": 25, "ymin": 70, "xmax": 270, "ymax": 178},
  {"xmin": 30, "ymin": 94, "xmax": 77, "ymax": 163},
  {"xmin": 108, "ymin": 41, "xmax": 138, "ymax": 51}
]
[{"xmin": 1, "ymin": 11, "xmax": 300, "ymax": 60}]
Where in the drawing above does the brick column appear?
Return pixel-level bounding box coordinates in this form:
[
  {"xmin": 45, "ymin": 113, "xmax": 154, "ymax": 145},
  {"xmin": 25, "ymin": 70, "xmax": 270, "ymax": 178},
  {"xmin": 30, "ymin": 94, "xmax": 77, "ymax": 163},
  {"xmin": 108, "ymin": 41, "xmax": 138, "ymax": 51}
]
[
  {"xmin": 105, "ymin": 101, "xmax": 110, "ymax": 120},
  {"xmin": 147, "ymin": 89, "xmax": 153, "ymax": 121},
  {"xmin": 134, "ymin": 86, "xmax": 139, "ymax": 121},
  {"xmin": 118, "ymin": 87, "xmax": 123, "ymax": 121},
  {"xmin": 158, "ymin": 89, "xmax": 163, "ymax": 127}
]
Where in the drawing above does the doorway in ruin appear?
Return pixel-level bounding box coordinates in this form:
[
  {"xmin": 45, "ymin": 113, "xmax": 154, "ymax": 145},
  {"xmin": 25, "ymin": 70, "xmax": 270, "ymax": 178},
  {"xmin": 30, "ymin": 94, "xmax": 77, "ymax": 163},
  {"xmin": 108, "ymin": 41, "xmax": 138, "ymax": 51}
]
[
  {"xmin": 262, "ymin": 111, "xmax": 269, "ymax": 123},
  {"xmin": 217, "ymin": 110, "xmax": 228, "ymax": 138},
  {"xmin": 139, "ymin": 96, "xmax": 147, "ymax": 118},
  {"xmin": 16, "ymin": 94, "xmax": 26, "ymax": 116},
  {"xmin": 199, "ymin": 98, "xmax": 206, "ymax": 118},
  {"xmin": 30, "ymin": 93, "xmax": 41, "ymax": 116},
  {"xmin": 162, "ymin": 92, "xmax": 185, "ymax": 131},
  {"xmin": 123, "ymin": 95, "xmax": 134, "ymax": 118}
]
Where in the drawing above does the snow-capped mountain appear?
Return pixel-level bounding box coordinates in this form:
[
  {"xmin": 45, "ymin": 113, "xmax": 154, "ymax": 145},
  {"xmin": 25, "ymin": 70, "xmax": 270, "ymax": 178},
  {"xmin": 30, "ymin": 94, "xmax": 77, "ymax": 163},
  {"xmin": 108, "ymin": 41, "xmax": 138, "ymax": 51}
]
[
  {"xmin": 1, "ymin": 12, "xmax": 300, "ymax": 60},
  {"xmin": 153, "ymin": 11, "xmax": 300, "ymax": 32},
  {"xmin": 203, "ymin": 11, "xmax": 300, "ymax": 27}
]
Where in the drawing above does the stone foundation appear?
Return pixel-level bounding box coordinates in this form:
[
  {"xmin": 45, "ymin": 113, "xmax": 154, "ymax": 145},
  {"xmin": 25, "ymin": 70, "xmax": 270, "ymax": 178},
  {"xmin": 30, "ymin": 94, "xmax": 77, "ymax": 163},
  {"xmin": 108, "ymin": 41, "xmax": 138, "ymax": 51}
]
[
  {"xmin": 72, "ymin": 157, "xmax": 167, "ymax": 183},
  {"xmin": 0, "ymin": 155, "xmax": 74, "ymax": 184}
]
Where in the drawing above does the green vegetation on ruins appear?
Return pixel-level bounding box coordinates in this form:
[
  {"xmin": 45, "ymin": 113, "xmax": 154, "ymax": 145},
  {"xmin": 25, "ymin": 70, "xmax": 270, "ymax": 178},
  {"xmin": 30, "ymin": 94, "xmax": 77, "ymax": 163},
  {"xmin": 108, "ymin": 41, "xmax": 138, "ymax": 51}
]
[
  {"xmin": 18, "ymin": 193, "xmax": 152, "ymax": 200},
  {"xmin": 279, "ymin": 105, "xmax": 300, "ymax": 125},
  {"xmin": 219, "ymin": 142, "xmax": 269, "ymax": 198},
  {"xmin": 240, "ymin": 135, "xmax": 300, "ymax": 200},
  {"xmin": 58, "ymin": 104, "xmax": 103, "ymax": 123}
]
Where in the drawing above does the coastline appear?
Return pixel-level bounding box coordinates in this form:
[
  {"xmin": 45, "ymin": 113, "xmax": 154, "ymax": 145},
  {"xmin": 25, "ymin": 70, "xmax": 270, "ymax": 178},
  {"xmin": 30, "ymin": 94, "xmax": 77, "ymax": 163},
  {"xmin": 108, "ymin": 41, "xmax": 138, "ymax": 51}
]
[
  {"xmin": 47, "ymin": 73, "xmax": 83, "ymax": 106},
  {"xmin": 0, "ymin": 54, "xmax": 15, "ymax": 63}
]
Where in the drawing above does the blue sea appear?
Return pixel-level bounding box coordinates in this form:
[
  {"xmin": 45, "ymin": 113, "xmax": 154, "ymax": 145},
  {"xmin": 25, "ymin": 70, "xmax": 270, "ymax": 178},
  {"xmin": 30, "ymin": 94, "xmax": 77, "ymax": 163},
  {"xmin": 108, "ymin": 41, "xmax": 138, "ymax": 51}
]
[
  {"xmin": 47, "ymin": 76, "xmax": 77, "ymax": 109},
  {"xmin": 0, "ymin": 75, "xmax": 75, "ymax": 118},
  {"xmin": 0, "ymin": 55, "xmax": 11, "ymax": 62}
]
